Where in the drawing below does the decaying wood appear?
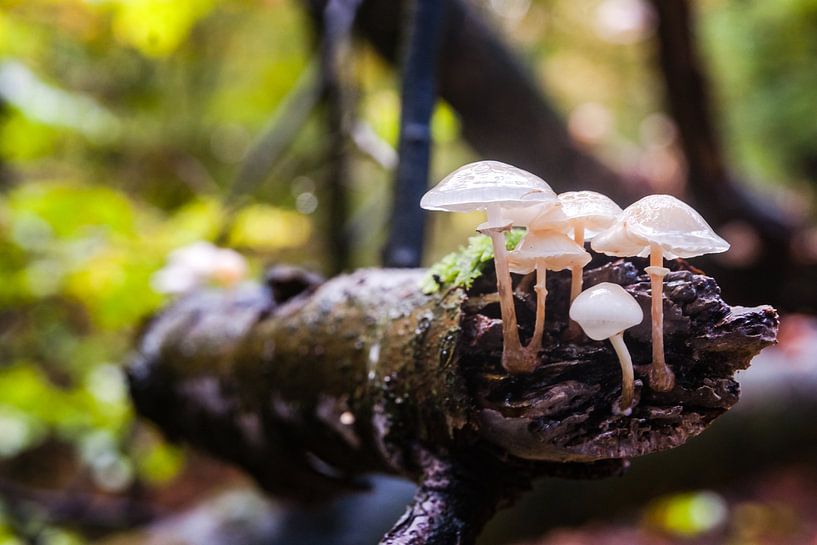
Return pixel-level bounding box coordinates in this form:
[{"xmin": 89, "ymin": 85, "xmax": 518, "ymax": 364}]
[{"xmin": 128, "ymin": 257, "xmax": 777, "ymax": 545}]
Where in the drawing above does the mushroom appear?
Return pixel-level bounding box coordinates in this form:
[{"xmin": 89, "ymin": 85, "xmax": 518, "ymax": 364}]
[
  {"xmin": 542, "ymin": 191, "xmax": 622, "ymax": 302},
  {"xmin": 505, "ymin": 191, "xmax": 622, "ymax": 302},
  {"xmin": 420, "ymin": 160, "xmax": 559, "ymax": 374},
  {"xmin": 569, "ymin": 282, "xmax": 643, "ymax": 415},
  {"xmin": 591, "ymin": 194, "xmax": 729, "ymax": 391},
  {"xmin": 508, "ymin": 230, "xmax": 590, "ymax": 365}
]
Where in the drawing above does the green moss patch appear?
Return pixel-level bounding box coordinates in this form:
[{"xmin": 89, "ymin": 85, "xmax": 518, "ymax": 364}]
[{"xmin": 421, "ymin": 230, "xmax": 524, "ymax": 294}]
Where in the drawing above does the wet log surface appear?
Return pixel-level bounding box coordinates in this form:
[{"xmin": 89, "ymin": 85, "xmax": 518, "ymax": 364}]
[
  {"xmin": 128, "ymin": 257, "xmax": 777, "ymax": 545},
  {"xmin": 465, "ymin": 257, "xmax": 778, "ymax": 463}
]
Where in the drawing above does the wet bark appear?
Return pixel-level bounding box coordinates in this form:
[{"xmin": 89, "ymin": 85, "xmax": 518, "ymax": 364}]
[{"xmin": 128, "ymin": 256, "xmax": 777, "ymax": 545}]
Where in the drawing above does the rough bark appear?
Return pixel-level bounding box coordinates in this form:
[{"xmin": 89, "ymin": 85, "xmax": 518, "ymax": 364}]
[
  {"xmin": 128, "ymin": 256, "xmax": 777, "ymax": 545},
  {"xmin": 378, "ymin": 450, "xmax": 511, "ymax": 545}
]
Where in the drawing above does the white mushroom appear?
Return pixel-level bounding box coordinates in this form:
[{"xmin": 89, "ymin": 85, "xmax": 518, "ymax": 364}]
[
  {"xmin": 541, "ymin": 191, "xmax": 622, "ymax": 302},
  {"xmin": 570, "ymin": 282, "xmax": 643, "ymax": 414},
  {"xmin": 591, "ymin": 195, "xmax": 729, "ymax": 391},
  {"xmin": 500, "ymin": 200, "xmax": 566, "ymax": 229},
  {"xmin": 508, "ymin": 230, "xmax": 590, "ymax": 366},
  {"xmin": 420, "ymin": 161, "xmax": 559, "ymax": 374}
]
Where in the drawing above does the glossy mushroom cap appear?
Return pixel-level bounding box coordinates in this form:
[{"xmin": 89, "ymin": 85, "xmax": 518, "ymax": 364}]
[
  {"xmin": 508, "ymin": 231, "xmax": 591, "ymax": 274},
  {"xmin": 569, "ymin": 282, "xmax": 643, "ymax": 341},
  {"xmin": 420, "ymin": 161, "xmax": 558, "ymax": 214},
  {"xmin": 530, "ymin": 191, "xmax": 622, "ymax": 237},
  {"xmin": 500, "ymin": 201, "xmax": 565, "ymax": 228},
  {"xmin": 591, "ymin": 194, "xmax": 730, "ymax": 259}
]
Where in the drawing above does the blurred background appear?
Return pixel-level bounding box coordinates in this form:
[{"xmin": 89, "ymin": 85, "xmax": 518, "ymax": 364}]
[{"xmin": 1, "ymin": 0, "xmax": 817, "ymax": 544}]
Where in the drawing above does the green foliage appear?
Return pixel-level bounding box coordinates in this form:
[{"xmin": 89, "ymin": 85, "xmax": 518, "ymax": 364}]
[
  {"xmin": 0, "ymin": 178, "xmax": 310, "ymax": 508},
  {"xmin": 421, "ymin": 230, "xmax": 524, "ymax": 294},
  {"xmin": 0, "ymin": 0, "xmax": 813, "ymax": 540},
  {"xmin": 702, "ymin": 0, "xmax": 817, "ymax": 186},
  {"xmin": 0, "ymin": 3, "xmax": 332, "ymax": 514}
]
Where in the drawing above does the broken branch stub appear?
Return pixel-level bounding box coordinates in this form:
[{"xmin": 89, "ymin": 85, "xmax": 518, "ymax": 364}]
[{"xmin": 128, "ymin": 259, "xmax": 777, "ymax": 543}]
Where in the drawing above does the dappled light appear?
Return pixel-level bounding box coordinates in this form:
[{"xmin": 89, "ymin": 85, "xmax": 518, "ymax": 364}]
[{"xmin": 0, "ymin": 0, "xmax": 815, "ymax": 544}]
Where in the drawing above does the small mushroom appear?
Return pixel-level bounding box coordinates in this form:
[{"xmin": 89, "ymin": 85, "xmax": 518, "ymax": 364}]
[
  {"xmin": 420, "ymin": 161, "xmax": 559, "ymax": 374},
  {"xmin": 508, "ymin": 230, "xmax": 590, "ymax": 366},
  {"xmin": 499, "ymin": 200, "xmax": 566, "ymax": 229},
  {"xmin": 591, "ymin": 194, "xmax": 729, "ymax": 391},
  {"xmin": 542, "ymin": 191, "xmax": 622, "ymax": 302},
  {"xmin": 569, "ymin": 282, "xmax": 643, "ymax": 414}
]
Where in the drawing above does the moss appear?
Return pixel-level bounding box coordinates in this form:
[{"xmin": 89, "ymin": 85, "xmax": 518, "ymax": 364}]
[{"xmin": 421, "ymin": 230, "xmax": 525, "ymax": 294}]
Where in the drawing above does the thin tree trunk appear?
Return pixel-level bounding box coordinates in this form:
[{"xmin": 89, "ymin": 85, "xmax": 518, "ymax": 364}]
[
  {"xmin": 382, "ymin": 0, "xmax": 447, "ymax": 268},
  {"xmin": 648, "ymin": 0, "xmax": 799, "ymax": 307}
]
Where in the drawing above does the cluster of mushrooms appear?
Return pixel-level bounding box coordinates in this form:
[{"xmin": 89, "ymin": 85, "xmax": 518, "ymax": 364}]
[{"xmin": 421, "ymin": 161, "xmax": 729, "ymax": 414}]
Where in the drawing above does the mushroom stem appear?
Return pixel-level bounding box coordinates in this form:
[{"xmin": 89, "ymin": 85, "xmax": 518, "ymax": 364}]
[
  {"xmin": 526, "ymin": 262, "xmax": 547, "ymax": 356},
  {"xmin": 485, "ymin": 226, "xmax": 529, "ymax": 374},
  {"xmin": 569, "ymin": 223, "xmax": 586, "ymax": 303},
  {"xmin": 609, "ymin": 332, "xmax": 635, "ymax": 415},
  {"xmin": 566, "ymin": 223, "xmax": 586, "ymax": 340},
  {"xmin": 647, "ymin": 244, "xmax": 675, "ymax": 391}
]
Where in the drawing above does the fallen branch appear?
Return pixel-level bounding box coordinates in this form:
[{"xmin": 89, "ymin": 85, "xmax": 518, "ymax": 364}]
[{"xmin": 128, "ymin": 257, "xmax": 777, "ymax": 544}]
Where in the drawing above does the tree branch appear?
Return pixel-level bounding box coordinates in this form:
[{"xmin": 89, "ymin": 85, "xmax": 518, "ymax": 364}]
[
  {"xmin": 129, "ymin": 257, "xmax": 777, "ymax": 543},
  {"xmin": 319, "ymin": 0, "xmax": 363, "ymax": 273},
  {"xmin": 226, "ymin": 62, "xmax": 323, "ymax": 207},
  {"xmin": 378, "ymin": 449, "xmax": 514, "ymax": 545}
]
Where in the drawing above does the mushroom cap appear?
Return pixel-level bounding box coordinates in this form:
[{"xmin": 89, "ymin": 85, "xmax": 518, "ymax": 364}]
[
  {"xmin": 569, "ymin": 282, "xmax": 643, "ymax": 341},
  {"xmin": 591, "ymin": 194, "xmax": 730, "ymax": 259},
  {"xmin": 508, "ymin": 230, "xmax": 591, "ymax": 274},
  {"xmin": 420, "ymin": 161, "xmax": 558, "ymax": 213},
  {"xmin": 545, "ymin": 191, "xmax": 622, "ymax": 237},
  {"xmin": 500, "ymin": 201, "xmax": 566, "ymax": 228}
]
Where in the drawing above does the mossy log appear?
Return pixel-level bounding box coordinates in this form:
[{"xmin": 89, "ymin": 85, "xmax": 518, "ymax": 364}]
[{"xmin": 128, "ymin": 259, "xmax": 777, "ymax": 545}]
